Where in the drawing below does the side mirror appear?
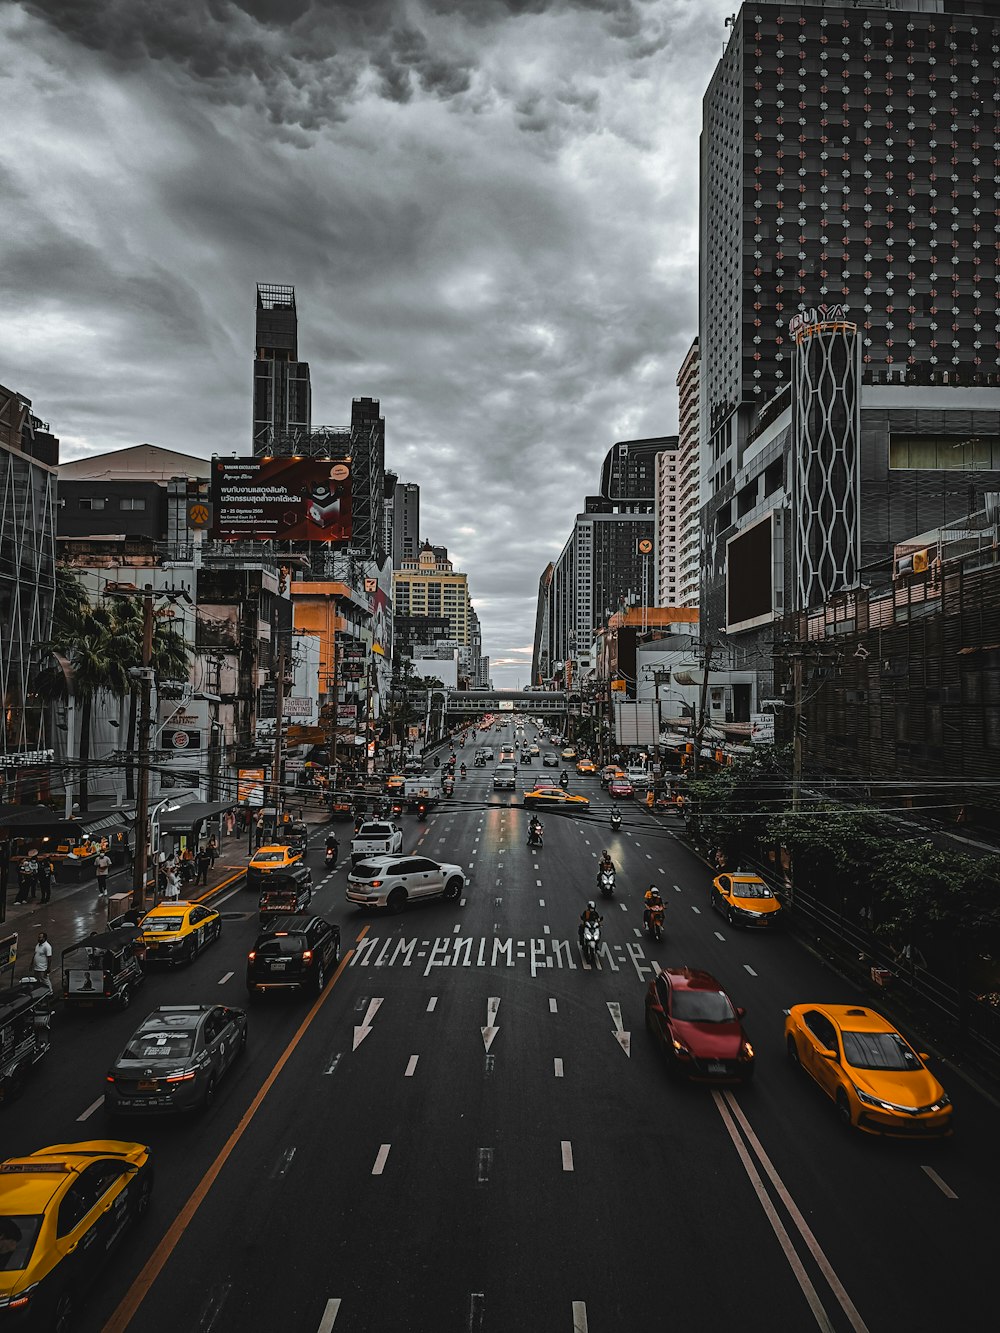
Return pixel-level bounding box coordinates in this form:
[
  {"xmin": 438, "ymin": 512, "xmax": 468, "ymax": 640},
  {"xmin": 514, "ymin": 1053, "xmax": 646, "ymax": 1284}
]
[
  {"xmin": 737, "ymin": 1006, "xmax": 747, "ymax": 1019},
  {"xmin": 821, "ymin": 1049, "xmax": 838, "ymax": 1061},
  {"xmin": 918, "ymin": 1051, "xmax": 930, "ymax": 1062}
]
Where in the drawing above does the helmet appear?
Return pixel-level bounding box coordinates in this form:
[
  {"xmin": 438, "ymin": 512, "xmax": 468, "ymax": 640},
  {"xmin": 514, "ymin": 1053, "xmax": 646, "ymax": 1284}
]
[{"xmin": 587, "ymin": 900, "xmax": 596, "ymax": 910}]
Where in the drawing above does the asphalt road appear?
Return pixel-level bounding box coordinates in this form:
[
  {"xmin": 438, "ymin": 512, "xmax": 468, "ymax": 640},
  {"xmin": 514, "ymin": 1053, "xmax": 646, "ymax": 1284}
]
[{"xmin": 4, "ymin": 722, "xmax": 997, "ymax": 1333}]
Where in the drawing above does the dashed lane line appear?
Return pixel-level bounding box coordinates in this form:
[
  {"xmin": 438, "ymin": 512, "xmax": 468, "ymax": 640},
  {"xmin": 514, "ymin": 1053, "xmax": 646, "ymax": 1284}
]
[
  {"xmin": 317, "ymin": 1298, "xmax": 342, "ymax": 1332},
  {"xmin": 539, "ymin": 897, "xmax": 545, "ymax": 907},
  {"xmin": 372, "ymin": 1144, "xmax": 391, "ymax": 1176},
  {"xmin": 572, "ymin": 1302, "xmax": 589, "ymax": 1333},
  {"xmin": 549, "ymin": 998, "xmax": 558, "ymax": 1013},
  {"xmin": 922, "ymin": 1166, "xmax": 958, "ymax": 1199},
  {"xmin": 405, "ymin": 1055, "xmax": 419, "ymax": 1078},
  {"xmin": 427, "ymin": 996, "xmax": 438, "ymax": 1012},
  {"xmin": 218, "ymin": 971, "xmax": 234, "ymax": 985},
  {"xmin": 561, "ymin": 1141, "xmax": 574, "ymax": 1172},
  {"xmin": 554, "ymin": 1058, "xmax": 564, "ymax": 1078},
  {"xmin": 744, "ymin": 965, "xmax": 758, "ymax": 977},
  {"xmin": 714, "ymin": 931, "xmax": 726, "ymax": 942},
  {"xmin": 691, "ymin": 905, "xmax": 701, "ymax": 914},
  {"xmin": 77, "ymin": 1096, "xmax": 104, "ymax": 1122}
]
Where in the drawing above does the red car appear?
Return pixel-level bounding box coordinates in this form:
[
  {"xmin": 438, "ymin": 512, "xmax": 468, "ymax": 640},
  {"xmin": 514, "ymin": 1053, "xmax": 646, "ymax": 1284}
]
[
  {"xmin": 645, "ymin": 966, "xmax": 755, "ymax": 1083},
  {"xmin": 608, "ymin": 778, "xmax": 634, "ymax": 798}
]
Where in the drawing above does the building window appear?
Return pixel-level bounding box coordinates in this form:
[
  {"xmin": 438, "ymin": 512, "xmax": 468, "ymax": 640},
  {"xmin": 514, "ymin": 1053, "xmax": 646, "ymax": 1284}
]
[
  {"xmin": 119, "ymin": 498, "xmax": 147, "ymax": 511},
  {"xmin": 79, "ymin": 498, "xmax": 105, "ymax": 510},
  {"xmin": 889, "ymin": 434, "xmax": 1000, "ymax": 469}
]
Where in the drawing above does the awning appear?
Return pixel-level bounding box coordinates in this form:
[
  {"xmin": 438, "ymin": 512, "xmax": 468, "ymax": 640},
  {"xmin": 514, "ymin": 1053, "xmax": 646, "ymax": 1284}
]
[{"xmin": 156, "ymin": 801, "xmax": 234, "ymax": 832}]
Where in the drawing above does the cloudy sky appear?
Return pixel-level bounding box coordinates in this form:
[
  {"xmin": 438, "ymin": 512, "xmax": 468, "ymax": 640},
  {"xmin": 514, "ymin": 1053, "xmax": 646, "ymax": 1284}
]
[{"xmin": 2, "ymin": 0, "xmax": 732, "ymax": 686}]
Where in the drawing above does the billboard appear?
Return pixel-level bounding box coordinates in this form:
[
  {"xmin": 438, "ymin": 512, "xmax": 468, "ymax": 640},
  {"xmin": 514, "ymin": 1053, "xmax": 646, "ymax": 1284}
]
[
  {"xmin": 211, "ymin": 457, "xmax": 352, "ymax": 543},
  {"xmin": 726, "ymin": 510, "xmax": 783, "ymax": 633}
]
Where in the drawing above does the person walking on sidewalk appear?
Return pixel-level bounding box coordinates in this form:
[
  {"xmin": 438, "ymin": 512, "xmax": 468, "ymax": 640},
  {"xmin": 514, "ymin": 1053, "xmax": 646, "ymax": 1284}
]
[
  {"xmin": 31, "ymin": 932, "xmax": 53, "ymax": 993},
  {"xmin": 195, "ymin": 845, "xmax": 212, "ymax": 886},
  {"xmin": 15, "ymin": 855, "xmax": 37, "ymax": 904},
  {"xmin": 207, "ymin": 834, "xmax": 219, "ymax": 867},
  {"xmin": 94, "ymin": 849, "xmax": 112, "ymax": 897},
  {"xmin": 37, "ymin": 857, "xmax": 53, "ymax": 905}
]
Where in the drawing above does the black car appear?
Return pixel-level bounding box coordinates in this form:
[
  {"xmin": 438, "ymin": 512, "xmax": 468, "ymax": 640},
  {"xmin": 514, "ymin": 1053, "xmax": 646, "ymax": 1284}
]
[
  {"xmin": 246, "ymin": 916, "xmax": 341, "ymax": 997},
  {"xmin": 257, "ymin": 866, "xmax": 314, "ymax": 924},
  {"xmin": 105, "ymin": 1004, "xmax": 248, "ymax": 1115}
]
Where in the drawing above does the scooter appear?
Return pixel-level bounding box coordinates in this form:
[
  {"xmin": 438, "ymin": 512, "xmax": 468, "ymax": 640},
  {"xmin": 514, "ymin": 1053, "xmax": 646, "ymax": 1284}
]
[
  {"xmin": 416, "ymin": 802, "xmax": 428, "ymax": 821},
  {"xmin": 559, "ymin": 773, "xmax": 569, "ymax": 789},
  {"xmin": 324, "ymin": 845, "xmax": 336, "ymax": 867},
  {"xmin": 527, "ymin": 825, "xmax": 543, "ymax": 849},
  {"xmin": 645, "ymin": 903, "xmax": 665, "ymax": 942},
  {"xmin": 598, "ymin": 869, "xmax": 615, "ymax": 899},
  {"xmin": 581, "ymin": 917, "xmax": 602, "ymax": 965},
  {"xmin": 610, "ymin": 810, "xmax": 622, "ymax": 832},
  {"xmin": 460, "ymin": 765, "xmax": 467, "ymax": 778}
]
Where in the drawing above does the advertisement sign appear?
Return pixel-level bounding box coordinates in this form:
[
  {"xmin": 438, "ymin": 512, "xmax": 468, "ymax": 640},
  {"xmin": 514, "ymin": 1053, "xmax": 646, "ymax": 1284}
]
[
  {"xmin": 160, "ymin": 729, "xmax": 201, "ymax": 751},
  {"xmin": 68, "ymin": 970, "xmax": 104, "ymax": 995},
  {"xmin": 283, "ymin": 697, "xmax": 313, "ymax": 718},
  {"xmin": 337, "ymin": 705, "xmax": 358, "ymax": 722},
  {"xmin": 210, "ymin": 457, "xmax": 352, "ymax": 543},
  {"xmin": 750, "ymin": 714, "xmax": 776, "ymax": 745},
  {"xmin": 238, "ymin": 768, "xmax": 267, "ymax": 806}
]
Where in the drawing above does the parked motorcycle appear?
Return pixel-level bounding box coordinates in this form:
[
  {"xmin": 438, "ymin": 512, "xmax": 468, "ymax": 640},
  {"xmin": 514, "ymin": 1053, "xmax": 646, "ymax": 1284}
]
[
  {"xmin": 645, "ymin": 903, "xmax": 665, "ymax": 942},
  {"xmin": 598, "ymin": 869, "xmax": 615, "ymax": 899},
  {"xmin": 581, "ymin": 917, "xmax": 602, "ymax": 965}
]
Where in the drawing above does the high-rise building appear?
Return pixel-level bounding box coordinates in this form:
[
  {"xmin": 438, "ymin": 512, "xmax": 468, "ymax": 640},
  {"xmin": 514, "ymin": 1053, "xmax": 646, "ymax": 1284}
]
[
  {"xmin": 699, "ymin": 0, "xmax": 1000, "ymax": 691},
  {"xmin": 253, "ymin": 284, "xmax": 311, "ymax": 452},
  {"xmin": 393, "ymin": 542, "xmax": 471, "ymax": 645},
  {"xmin": 0, "ymin": 384, "xmax": 58, "ymax": 759},
  {"xmin": 654, "ymin": 447, "xmax": 680, "ymax": 606},
  {"xmin": 391, "ymin": 481, "xmax": 421, "ymax": 568},
  {"xmin": 675, "ymin": 339, "xmax": 701, "ymax": 607},
  {"xmin": 531, "ymin": 562, "xmax": 554, "ymax": 686},
  {"xmin": 599, "ymin": 437, "xmax": 672, "ymax": 509}
]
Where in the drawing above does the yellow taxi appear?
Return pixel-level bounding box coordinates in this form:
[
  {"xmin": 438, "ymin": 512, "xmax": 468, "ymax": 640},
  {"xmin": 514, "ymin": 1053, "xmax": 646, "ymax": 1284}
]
[
  {"xmin": 0, "ymin": 1139, "xmax": 154, "ymax": 1327},
  {"xmin": 523, "ymin": 786, "xmax": 590, "ymax": 810},
  {"xmin": 247, "ymin": 843, "xmax": 303, "ymax": 889},
  {"xmin": 785, "ymin": 1003, "xmax": 952, "ymax": 1137},
  {"xmin": 575, "ymin": 759, "xmax": 597, "ymax": 775},
  {"xmin": 710, "ymin": 873, "xmax": 783, "ymax": 929},
  {"xmin": 385, "ymin": 774, "xmax": 405, "ymax": 792},
  {"xmin": 560, "ymin": 747, "xmax": 578, "ymax": 761},
  {"xmin": 140, "ymin": 901, "xmax": 222, "ymax": 966}
]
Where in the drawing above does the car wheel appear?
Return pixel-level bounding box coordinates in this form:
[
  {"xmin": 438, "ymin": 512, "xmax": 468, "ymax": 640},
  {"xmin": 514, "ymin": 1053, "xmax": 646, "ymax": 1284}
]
[
  {"xmin": 313, "ymin": 961, "xmax": 326, "ymax": 995},
  {"xmin": 118, "ymin": 984, "xmax": 131, "ymax": 1011},
  {"xmin": 836, "ymin": 1088, "xmax": 853, "ymax": 1128},
  {"xmin": 239, "ymin": 1025, "xmax": 248, "ymax": 1054},
  {"xmin": 786, "ymin": 1035, "xmax": 800, "ymax": 1067},
  {"xmin": 52, "ymin": 1288, "xmax": 75, "ymax": 1333},
  {"xmin": 387, "ymin": 887, "xmax": 407, "ymax": 914},
  {"xmin": 202, "ymin": 1076, "xmax": 217, "ymax": 1111},
  {"xmin": 442, "ymin": 877, "xmax": 462, "ymax": 902}
]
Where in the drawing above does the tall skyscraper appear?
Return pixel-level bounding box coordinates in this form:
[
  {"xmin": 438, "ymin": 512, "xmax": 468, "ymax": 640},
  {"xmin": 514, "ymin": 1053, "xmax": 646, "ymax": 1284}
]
[
  {"xmin": 253, "ymin": 284, "xmax": 311, "ymax": 452},
  {"xmin": 654, "ymin": 447, "xmax": 680, "ymax": 605},
  {"xmin": 391, "ymin": 481, "xmax": 421, "ymax": 568},
  {"xmin": 698, "ymin": 0, "xmax": 1000, "ymax": 686},
  {"xmin": 675, "ymin": 339, "xmax": 701, "ymax": 607},
  {"xmin": 393, "ymin": 542, "xmax": 471, "ymax": 645}
]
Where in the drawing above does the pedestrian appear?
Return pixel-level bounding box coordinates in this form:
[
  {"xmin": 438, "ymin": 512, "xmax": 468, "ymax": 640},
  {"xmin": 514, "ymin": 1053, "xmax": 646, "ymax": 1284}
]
[
  {"xmin": 94, "ymin": 848, "xmax": 112, "ymax": 897},
  {"xmin": 31, "ymin": 931, "xmax": 53, "ymax": 993},
  {"xmin": 207, "ymin": 834, "xmax": 219, "ymax": 866},
  {"xmin": 195, "ymin": 845, "xmax": 211, "ymax": 886},
  {"xmin": 37, "ymin": 857, "xmax": 53, "ymax": 904},
  {"xmin": 224, "ymin": 810, "xmax": 235, "ymax": 839},
  {"xmin": 163, "ymin": 867, "xmax": 181, "ymax": 902},
  {"xmin": 255, "ymin": 813, "xmax": 265, "ymax": 848},
  {"xmin": 15, "ymin": 856, "xmax": 36, "ymax": 904}
]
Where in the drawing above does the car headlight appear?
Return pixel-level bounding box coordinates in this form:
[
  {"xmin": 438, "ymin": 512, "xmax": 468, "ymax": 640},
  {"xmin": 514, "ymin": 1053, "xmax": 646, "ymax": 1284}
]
[
  {"xmin": 671, "ymin": 1039, "xmax": 690, "ymax": 1058},
  {"xmin": 740, "ymin": 1041, "xmax": 754, "ymax": 1061}
]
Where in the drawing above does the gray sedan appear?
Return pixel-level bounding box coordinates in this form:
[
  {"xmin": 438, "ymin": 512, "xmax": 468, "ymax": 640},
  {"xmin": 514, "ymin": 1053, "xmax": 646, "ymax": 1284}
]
[{"xmin": 105, "ymin": 1004, "xmax": 247, "ymax": 1116}]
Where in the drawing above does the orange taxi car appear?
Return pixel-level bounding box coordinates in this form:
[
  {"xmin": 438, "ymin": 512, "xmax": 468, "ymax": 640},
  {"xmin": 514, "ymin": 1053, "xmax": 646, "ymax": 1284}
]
[
  {"xmin": 523, "ymin": 786, "xmax": 590, "ymax": 811},
  {"xmin": 710, "ymin": 873, "xmax": 782, "ymax": 929},
  {"xmin": 575, "ymin": 759, "xmax": 597, "ymax": 775},
  {"xmin": 784, "ymin": 1003, "xmax": 952, "ymax": 1137}
]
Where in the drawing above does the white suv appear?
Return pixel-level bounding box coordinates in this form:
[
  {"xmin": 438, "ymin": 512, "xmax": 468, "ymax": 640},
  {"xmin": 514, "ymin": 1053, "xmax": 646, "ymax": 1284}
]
[
  {"xmin": 347, "ymin": 856, "xmax": 467, "ymax": 911},
  {"xmin": 626, "ymin": 767, "xmax": 650, "ymax": 788}
]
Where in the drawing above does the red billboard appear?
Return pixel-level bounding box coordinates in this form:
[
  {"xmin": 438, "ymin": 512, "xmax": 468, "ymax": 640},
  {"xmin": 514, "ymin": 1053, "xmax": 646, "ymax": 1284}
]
[{"xmin": 210, "ymin": 457, "xmax": 352, "ymax": 542}]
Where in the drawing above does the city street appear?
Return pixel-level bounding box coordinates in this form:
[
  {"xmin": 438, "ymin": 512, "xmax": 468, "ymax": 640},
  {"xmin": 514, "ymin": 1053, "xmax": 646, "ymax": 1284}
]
[{"xmin": 2, "ymin": 725, "xmax": 996, "ymax": 1333}]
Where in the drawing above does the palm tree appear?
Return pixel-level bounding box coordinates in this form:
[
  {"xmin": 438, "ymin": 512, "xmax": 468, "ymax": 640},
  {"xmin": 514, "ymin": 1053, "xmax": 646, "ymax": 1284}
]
[{"xmin": 109, "ymin": 600, "xmax": 189, "ymax": 799}]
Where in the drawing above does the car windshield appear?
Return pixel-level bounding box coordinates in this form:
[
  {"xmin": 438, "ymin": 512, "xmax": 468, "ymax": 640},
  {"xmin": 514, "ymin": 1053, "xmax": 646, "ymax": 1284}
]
[
  {"xmin": 254, "ymin": 851, "xmax": 287, "ymax": 863},
  {"xmin": 124, "ymin": 1031, "xmax": 195, "ymax": 1060},
  {"xmin": 145, "ymin": 917, "xmax": 184, "ymax": 933},
  {"xmin": 0, "ymin": 1215, "xmax": 43, "ymax": 1272},
  {"xmin": 731, "ymin": 880, "xmax": 773, "ymax": 899},
  {"xmin": 360, "ymin": 825, "xmax": 392, "ymax": 837},
  {"xmin": 671, "ymin": 990, "xmax": 736, "ymax": 1023},
  {"xmin": 256, "ymin": 934, "xmax": 307, "ymax": 957},
  {"xmin": 841, "ymin": 1030, "xmax": 921, "ymax": 1071}
]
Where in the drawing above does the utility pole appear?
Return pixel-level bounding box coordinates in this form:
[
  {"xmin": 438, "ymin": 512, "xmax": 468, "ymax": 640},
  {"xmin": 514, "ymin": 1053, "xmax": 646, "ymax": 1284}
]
[
  {"xmin": 272, "ymin": 630, "xmax": 287, "ymax": 827},
  {"xmin": 132, "ymin": 587, "xmax": 155, "ymax": 907},
  {"xmin": 791, "ymin": 650, "xmax": 805, "ymax": 815},
  {"xmin": 691, "ymin": 643, "xmax": 713, "ymax": 779}
]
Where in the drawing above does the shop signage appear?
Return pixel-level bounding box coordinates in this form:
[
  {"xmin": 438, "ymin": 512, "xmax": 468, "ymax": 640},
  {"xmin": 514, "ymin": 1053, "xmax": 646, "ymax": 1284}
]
[
  {"xmin": 161, "ymin": 729, "xmax": 201, "ymax": 751},
  {"xmin": 750, "ymin": 714, "xmax": 776, "ymax": 744},
  {"xmin": 1, "ymin": 749, "xmax": 55, "ymax": 768},
  {"xmin": 789, "ymin": 303, "xmax": 849, "ymax": 338}
]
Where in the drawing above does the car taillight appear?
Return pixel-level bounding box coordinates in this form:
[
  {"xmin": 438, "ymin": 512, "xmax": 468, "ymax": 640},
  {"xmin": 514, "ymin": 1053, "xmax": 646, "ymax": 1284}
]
[
  {"xmin": 248, "ymin": 951, "xmax": 256, "ymax": 960},
  {"xmin": 166, "ymin": 1069, "xmax": 198, "ymax": 1083},
  {"xmin": 370, "ymin": 880, "xmax": 382, "ymax": 888},
  {"xmin": 106, "ymin": 1074, "xmax": 116, "ymax": 1083},
  {"xmin": 302, "ymin": 950, "xmax": 313, "ymax": 963}
]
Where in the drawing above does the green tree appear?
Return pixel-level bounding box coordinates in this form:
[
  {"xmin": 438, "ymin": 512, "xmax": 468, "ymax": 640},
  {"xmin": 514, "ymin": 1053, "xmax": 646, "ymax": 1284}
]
[
  {"xmin": 108, "ymin": 598, "xmax": 189, "ymax": 798},
  {"xmin": 765, "ymin": 803, "xmax": 886, "ymax": 905},
  {"xmin": 684, "ymin": 744, "xmax": 791, "ymax": 863}
]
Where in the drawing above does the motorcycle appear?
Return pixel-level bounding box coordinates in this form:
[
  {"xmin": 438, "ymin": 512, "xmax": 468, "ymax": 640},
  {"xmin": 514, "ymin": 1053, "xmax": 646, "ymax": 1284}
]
[
  {"xmin": 645, "ymin": 903, "xmax": 665, "ymax": 942},
  {"xmin": 559, "ymin": 773, "xmax": 569, "ymax": 789},
  {"xmin": 610, "ymin": 810, "xmax": 622, "ymax": 831},
  {"xmin": 581, "ymin": 917, "xmax": 602, "ymax": 965},
  {"xmin": 324, "ymin": 846, "xmax": 336, "ymax": 867},
  {"xmin": 460, "ymin": 765, "xmax": 467, "ymax": 778},
  {"xmin": 391, "ymin": 800, "xmax": 403, "ymax": 818},
  {"xmin": 598, "ymin": 869, "xmax": 615, "ymax": 899},
  {"xmin": 527, "ymin": 825, "xmax": 543, "ymax": 849},
  {"xmin": 416, "ymin": 802, "xmax": 428, "ymax": 821}
]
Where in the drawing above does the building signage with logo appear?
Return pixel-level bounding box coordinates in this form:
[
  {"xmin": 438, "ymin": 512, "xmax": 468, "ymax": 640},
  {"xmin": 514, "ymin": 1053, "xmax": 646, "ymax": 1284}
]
[
  {"xmin": 750, "ymin": 714, "xmax": 776, "ymax": 745},
  {"xmin": 789, "ymin": 304, "xmax": 850, "ymax": 338},
  {"xmin": 238, "ymin": 768, "xmax": 267, "ymax": 806},
  {"xmin": 161, "ymin": 729, "xmax": 201, "ymax": 751}
]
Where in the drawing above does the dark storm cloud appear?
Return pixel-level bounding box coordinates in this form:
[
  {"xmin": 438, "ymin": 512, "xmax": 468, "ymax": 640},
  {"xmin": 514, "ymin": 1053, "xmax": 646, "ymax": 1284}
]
[{"xmin": 3, "ymin": 0, "xmax": 727, "ymax": 682}]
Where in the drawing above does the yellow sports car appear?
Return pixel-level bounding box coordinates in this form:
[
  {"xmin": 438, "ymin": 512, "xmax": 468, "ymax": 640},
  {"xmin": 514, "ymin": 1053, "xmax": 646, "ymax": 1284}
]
[
  {"xmin": 575, "ymin": 759, "xmax": 597, "ymax": 775},
  {"xmin": 0, "ymin": 1139, "xmax": 154, "ymax": 1327},
  {"xmin": 140, "ymin": 901, "xmax": 222, "ymax": 966},
  {"xmin": 784, "ymin": 1003, "xmax": 952, "ymax": 1137},
  {"xmin": 710, "ymin": 873, "xmax": 782, "ymax": 929},
  {"xmin": 523, "ymin": 786, "xmax": 590, "ymax": 810}
]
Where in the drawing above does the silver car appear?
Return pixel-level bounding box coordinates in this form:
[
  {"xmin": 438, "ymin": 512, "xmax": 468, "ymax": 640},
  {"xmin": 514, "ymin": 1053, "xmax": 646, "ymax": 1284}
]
[
  {"xmin": 347, "ymin": 856, "xmax": 467, "ymax": 912},
  {"xmin": 105, "ymin": 1004, "xmax": 247, "ymax": 1116}
]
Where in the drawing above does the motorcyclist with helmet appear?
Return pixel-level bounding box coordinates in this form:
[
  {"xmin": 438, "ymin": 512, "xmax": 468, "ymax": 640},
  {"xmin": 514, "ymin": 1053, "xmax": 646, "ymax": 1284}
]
[
  {"xmin": 559, "ymin": 770, "xmax": 569, "ymax": 788},
  {"xmin": 527, "ymin": 815, "xmax": 543, "ymax": 846},
  {"xmin": 599, "ymin": 850, "xmax": 615, "ymax": 875},
  {"xmin": 579, "ymin": 899, "xmax": 602, "ymax": 947},
  {"xmin": 643, "ymin": 884, "xmax": 664, "ymax": 928}
]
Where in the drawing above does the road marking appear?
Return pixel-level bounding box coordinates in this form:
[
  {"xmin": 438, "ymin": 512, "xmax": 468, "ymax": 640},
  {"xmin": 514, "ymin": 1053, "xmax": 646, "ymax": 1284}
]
[
  {"xmin": 322, "ymin": 1052, "xmax": 342, "ymax": 1076},
  {"xmin": 372, "ymin": 1144, "xmax": 391, "ymax": 1176},
  {"xmin": 691, "ymin": 905, "xmax": 701, "ymax": 914},
  {"xmin": 468, "ymin": 1291, "xmax": 486, "ymax": 1331},
  {"xmin": 536, "ymin": 879, "xmax": 543, "ymax": 887},
  {"xmin": 633, "ymin": 927, "xmax": 642, "ymax": 937},
  {"xmin": 673, "ymin": 884, "xmax": 681, "ymax": 892},
  {"xmin": 317, "ymin": 1298, "xmax": 342, "ymax": 1332},
  {"xmin": 353, "ymin": 997, "xmax": 383, "ymax": 1050},
  {"xmin": 427, "ymin": 996, "xmax": 438, "ymax": 1012},
  {"xmin": 561, "ymin": 1140, "xmax": 574, "ymax": 1171},
  {"xmin": 549, "ymin": 997, "xmax": 558, "ymax": 1013},
  {"xmin": 714, "ymin": 931, "xmax": 726, "ymax": 941},
  {"xmin": 543, "ymin": 924, "xmax": 551, "ymax": 935},
  {"xmin": 572, "ymin": 1302, "xmax": 589, "ymax": 1333},
  {"xmin": 454, "ymin": 923, "xmax": 462, "ymax": 933},
  {"xmin": 356, "ymin": 925, "xmax": 371, "ymax": 943},
  {"xmin": 646, "ymin": 853, "xmax": 652, "ymax": 859},
  {"xmin": 744, "ymin": 964, "xmax": 758, "ymax": 977},
  {"xmin": 554, "ymin": 1058, "xmax": 564, "ymax": 1077},
  {"xmin": 539, "ymin": 897, "xmax": 545, "ymax": 907},
  {"xmin": 476, "ymin": 1149, "xmax": 493, "ymax": 1184},
  {"xmin": 607, "ymin": 1001, "xmax": 631, "ymax": 1057},
  {"xmin": 482, "ymin": 996, "xmax": 500, "ymax": 1052},
  {"xmin": 270, "ymin": 1146, "xmax": 296, "ymax": 1180},
  {"xmin": 659, "ymin": 867, "xmax": 665, "ymax": 873},
  {"xmin": 77, "ymin": 1095, "xmax": 104, "ymax": 1122},
  {"xmin": 195, "ymin": 1282, "xmax": 231, "ymax": 1332},
  {"xmin": 619, "ymin": 902, "xmax": 628, "ymax": 912},
  {"xmin": 218, "ymin": 971, "xmax": 233, "ymax": 985},
  {"xmin": 405, "ymin": 1055, "xmax": 419, "ymax": 1078},
  {"xmin": 922, "ymin": 1165, "xmax": 958, "ymax": 1198}
]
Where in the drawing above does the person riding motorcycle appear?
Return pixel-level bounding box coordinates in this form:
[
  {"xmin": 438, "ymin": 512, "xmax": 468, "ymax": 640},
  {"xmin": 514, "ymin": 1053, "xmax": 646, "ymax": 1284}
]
[
  {"xmin": 643, "ymin": 884, "xmax": 664, "ymax": 927},
  {"xmin": 460, "ymin": 762, "xmax": 468, "ymax": 777},
  {"xmin": 610, "ymin": 806, "xmax": 622, "ymax": 830},
  {"xmin": 559, "ymin": 770, "xmax": 569, "ymax": 787},
  {"xmin": 578, "ymin": 900, "xmax": 602, "ymax": 947},
  {"xmin": 599, "ymin": 850, "xmax": 615, "ymax": 875},
  {"xmin": 325, "ymin": 834, "xmax": 339, "ymax": 861},
  {"xmin": 528, "ymin": 815, "xmax": 543, "ymax": 845}
]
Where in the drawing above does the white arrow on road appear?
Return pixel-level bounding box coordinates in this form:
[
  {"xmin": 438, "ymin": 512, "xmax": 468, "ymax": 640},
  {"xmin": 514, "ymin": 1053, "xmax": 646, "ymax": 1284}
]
[
  {"xmin": 481, "ymin": 996, "xmax": 501, "ymax": 1052},
  {"xmin": 353, "ymin": 997, "xmax": 384, "ymax": 1051},
  {"xmin": 606, "ymin": 1001, "xmax": 631, "ymax": 1058}
]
